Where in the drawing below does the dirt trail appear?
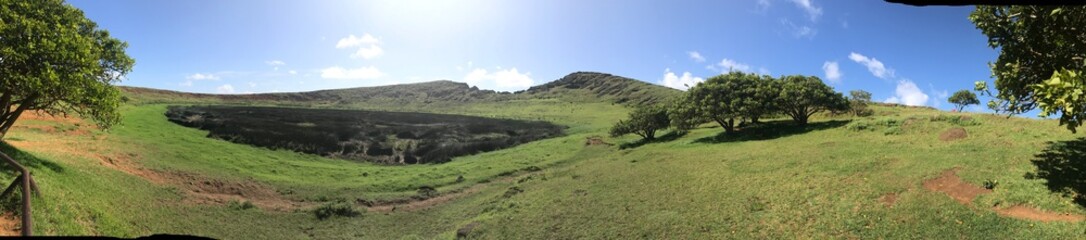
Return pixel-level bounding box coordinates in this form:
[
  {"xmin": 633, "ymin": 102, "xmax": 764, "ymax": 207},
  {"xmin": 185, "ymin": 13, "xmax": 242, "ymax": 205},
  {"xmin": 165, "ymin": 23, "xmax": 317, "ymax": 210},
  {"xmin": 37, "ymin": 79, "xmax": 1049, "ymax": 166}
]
[
  {"xmin": 0, "ymin": 213, "xmax": 18, "ymax": 236},
  {"xmin": 924, "ymin": 168, "xmax": 1085, "ymax": 222}
]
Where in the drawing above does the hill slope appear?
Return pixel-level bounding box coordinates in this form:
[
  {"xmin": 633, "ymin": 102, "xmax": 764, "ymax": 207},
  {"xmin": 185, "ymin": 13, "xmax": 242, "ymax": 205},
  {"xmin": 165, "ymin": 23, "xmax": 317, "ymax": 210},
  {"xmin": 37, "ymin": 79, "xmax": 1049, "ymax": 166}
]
[{"xmin": 121, "ymin": 72, "xmax": 680, "ymax": 107}]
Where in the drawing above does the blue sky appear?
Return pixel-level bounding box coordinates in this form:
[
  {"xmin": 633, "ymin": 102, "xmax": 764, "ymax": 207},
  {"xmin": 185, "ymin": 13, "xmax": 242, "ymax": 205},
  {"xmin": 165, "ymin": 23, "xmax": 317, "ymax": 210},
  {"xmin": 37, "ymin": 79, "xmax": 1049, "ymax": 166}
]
[{"xmin": 69, "ymin": 0, "xmax": 1001, "ymax": 112}]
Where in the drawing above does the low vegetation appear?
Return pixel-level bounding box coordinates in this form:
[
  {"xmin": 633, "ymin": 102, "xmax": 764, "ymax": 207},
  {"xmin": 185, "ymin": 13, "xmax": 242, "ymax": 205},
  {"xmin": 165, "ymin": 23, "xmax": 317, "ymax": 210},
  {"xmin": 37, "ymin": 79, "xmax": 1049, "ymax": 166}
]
[{"xmin": 165, "ymin": 105, "xmax": 564, "ymax": 164}]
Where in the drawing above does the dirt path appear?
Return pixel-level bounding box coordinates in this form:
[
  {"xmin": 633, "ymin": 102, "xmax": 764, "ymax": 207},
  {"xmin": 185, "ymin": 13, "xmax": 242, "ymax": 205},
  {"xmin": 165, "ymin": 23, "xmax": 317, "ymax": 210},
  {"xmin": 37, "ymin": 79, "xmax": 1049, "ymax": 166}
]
[{"xmin": 923, "ymin": 168, "xmax": 1085, "ymax": 222}]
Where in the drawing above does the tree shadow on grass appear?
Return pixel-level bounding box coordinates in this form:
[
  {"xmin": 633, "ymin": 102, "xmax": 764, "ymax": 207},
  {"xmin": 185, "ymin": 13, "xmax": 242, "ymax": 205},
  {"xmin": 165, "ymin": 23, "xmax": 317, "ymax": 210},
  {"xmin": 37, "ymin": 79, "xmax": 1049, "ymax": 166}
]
[
  {"xmin": 693, "ymin": 120, "xmax": 851, "ymax": 144},
  {"xmin": 618, "ymin": 131, "xmax": 687, "ymax": 149},
  {"xmin": 1026, "ymin": 138, "xmax": 1086, "ymax": 207},
  {"xmin": 0, "ymin": 141, "xmax": 65, "ymax": 174}
]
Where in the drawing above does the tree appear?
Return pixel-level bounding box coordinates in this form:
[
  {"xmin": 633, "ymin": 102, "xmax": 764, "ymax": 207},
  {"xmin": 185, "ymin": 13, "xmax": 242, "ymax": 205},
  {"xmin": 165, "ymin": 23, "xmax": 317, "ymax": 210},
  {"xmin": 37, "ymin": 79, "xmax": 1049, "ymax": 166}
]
[
  {"xmin": 948, "ymin": 90, "xmax": 980, "ymax": 112},
  {"xmin": 848, "ymin": 90, "xmax": 874, "ymax": 117},
  {"xmin": 681, "ymin": 72, "xmax": 770, "ymax": 133},
  {"xmin": 849, "ymin": 90, "xmax": 872, "ymax": 103},
  {"xmin": 775, "ymin": 75, "xmax": 848, "ymax": 125},
  {"xmin": 667, "ymin": 95, "xmax": 707, "ymax": 132},
  {"xmin": 610, "ymin": 105, "xmax": 670, "ymax": 140},
  {"xmin": 970, "ymin": 6, "xmax": 1086, "ymax": 132},
  {"xmin": 0, "ymin": 0, "xmax": 134, "ymax": 138}
]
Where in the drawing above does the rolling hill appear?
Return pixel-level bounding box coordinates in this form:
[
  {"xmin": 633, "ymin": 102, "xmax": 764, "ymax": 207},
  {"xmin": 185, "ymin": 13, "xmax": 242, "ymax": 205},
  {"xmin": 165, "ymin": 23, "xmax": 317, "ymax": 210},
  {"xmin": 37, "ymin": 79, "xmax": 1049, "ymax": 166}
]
[{"xmin": 1, "ymin": 71, "xmax": 1084, "ymax": 239}]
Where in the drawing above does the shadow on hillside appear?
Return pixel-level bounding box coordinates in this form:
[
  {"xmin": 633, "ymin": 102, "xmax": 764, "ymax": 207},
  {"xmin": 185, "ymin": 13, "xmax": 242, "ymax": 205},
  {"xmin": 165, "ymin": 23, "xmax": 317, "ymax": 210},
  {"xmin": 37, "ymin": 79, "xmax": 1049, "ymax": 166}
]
[
  {"xmin": 618, "ymin": 131, "xmax": 687, "ymax": 149},
  {"xmin": 693, "ymin": 120, "xmax": 850, "ymax": 144},
  {"xmin": 0, "ymin": 141, "xmax": 65, "ymax": 173},
  {"xmin": 1026, "ymin": 138, "xmax": 1086, "ymax": 207}
]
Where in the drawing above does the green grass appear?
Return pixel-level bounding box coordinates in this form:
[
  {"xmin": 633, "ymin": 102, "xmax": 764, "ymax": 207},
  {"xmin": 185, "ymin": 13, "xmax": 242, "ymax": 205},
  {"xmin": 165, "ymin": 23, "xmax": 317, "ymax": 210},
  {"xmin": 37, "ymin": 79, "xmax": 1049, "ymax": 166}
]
[{"xmin": 4, "ymin": 93, "xmax": 1086, "ymax": 239}]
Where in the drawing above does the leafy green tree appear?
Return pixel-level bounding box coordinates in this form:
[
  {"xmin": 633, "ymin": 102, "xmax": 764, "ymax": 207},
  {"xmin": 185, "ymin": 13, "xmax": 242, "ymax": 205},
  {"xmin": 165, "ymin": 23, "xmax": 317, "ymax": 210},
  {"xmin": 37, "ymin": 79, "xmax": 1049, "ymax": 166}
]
[
  {"xmin": 747, "ymin": 74, "xmax": 781, "ymax": 123},
  {"xmin": 948, "ymin": 90, "xmax": 980, "ymax": 112},
  {"xmin": 667, "ymin": 95, "xmax": 707, "ymax": 132},
  {"xmin": 970, "ymin": 6, "xmax": 1086, "ymax": 132},
  {"xmin": 849, "ymin": 90, "xmax": 872, "ymax": 103},
  {"xmin": 682, "ymin": 72, "xmax": 769, "ymax": 133},
  {"xmin": 0, "ymin": 0, "xmax": 134, "ymax": 138},
  {"xmin": 775, "ymin": 75, "xmax": 848, "ymax": 125},
  {"xmin": 848, "ymin": 90, "xmax": 874, "ymax": 117},
  {"xmin": 610, "ymin": 105, "xmax": 670, "ymax": 140}
]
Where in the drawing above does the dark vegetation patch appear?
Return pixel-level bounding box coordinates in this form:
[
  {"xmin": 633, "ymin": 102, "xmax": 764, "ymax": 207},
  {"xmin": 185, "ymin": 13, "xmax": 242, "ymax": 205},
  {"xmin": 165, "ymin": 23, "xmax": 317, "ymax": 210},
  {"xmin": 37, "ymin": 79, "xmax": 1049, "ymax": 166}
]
[
  {"xmin": 165, "ymin": 106, "xmax": 564, "ymax": 164},
  {"xmin": 312, "ymin": 201, "xmax": 361, "ymax": 220},
  {"xmin": 618, "ymin": 130, "xmax": 686, "ymax": 149},
  {"xmin": 694, "ymin": 120, "xmax": 849, "ymax": 144},
  {"xmin": 1027, "ymin": 138, "xmax": 1086, "ymax": 207}
]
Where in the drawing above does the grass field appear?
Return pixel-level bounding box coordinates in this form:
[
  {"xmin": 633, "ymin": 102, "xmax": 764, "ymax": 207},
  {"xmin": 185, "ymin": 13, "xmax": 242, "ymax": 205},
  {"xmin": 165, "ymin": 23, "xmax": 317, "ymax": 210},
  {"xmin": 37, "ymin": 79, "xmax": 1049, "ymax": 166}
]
[{"xmin": 1, "ymin": 84, "xmax": 1085, "ymax": 238}]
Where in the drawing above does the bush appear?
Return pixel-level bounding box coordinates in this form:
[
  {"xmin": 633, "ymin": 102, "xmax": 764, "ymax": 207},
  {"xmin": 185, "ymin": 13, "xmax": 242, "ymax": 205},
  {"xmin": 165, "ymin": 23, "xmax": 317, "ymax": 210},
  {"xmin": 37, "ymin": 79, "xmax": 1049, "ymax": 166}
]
[
  {"xmin": 227, "ymin": 200, "xmax": 256, "ymax": 210},
  {"xmin": 931, "ymin": 115, "xmax": 981, "ymax": 126},
  {"xmin": 983, "ymin": 179, "xmax": 999, "ymax": 190},
  {"xmin": 313, "ymin": 201, "xmax": 360, "ymax": 220}
]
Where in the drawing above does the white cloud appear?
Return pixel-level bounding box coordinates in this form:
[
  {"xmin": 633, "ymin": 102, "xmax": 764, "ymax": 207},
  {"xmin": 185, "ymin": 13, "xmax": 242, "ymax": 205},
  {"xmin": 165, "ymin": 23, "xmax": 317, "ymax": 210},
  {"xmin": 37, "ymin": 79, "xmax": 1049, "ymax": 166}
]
[
  {"xmin": 180, "ymin": 80, "xmax": 193, "ymax": 87},
  {"xmin": 883, "ymin": 80, "xmax": 929, "ymax": 106},
  {"xmin": 661, "ymin": 68, "xmax": 704, "ymax": 91},
  {"xmin": 780, "ymin": 19, "xmax": 817, "ymax": 39},
  {"xmin": 463, "ymin": 68, "xmax": 534, "ymax": 91},
  {"xmin": 351, "ymin": 44, "xmax": 384, "ymax": 59},
  {"xmin": 335, "ymin": 34, "xmax": 380, "ymax": 49},
  {"xmin": 216, "ymin": 84, "xmax": 235, "ymax": 94},
  {"xmin": 336, "ymin": 33, "xmax": 384, "ymax": 59},
  {"xmin": 822, "ymin": 61, "xmax": 842, "ymax": 83},
  {"xmin": 687, "ymin": 51, "xmax": 705, "ymax": 63},
  {"xmin": 265, "ymin": 60, "xmax": 286, "ymax": 71},
  {"xmin": 716, "ymin": 58, "xmax": 753, "ymax": 73},
  {"xmin": 791, "ymin": 0, "xmax": 823, "ymax": 22},
  {"xmin": 288, "ymin": 70, "xmax": 297, "ymax": 75},
  {"xmin": 186, "ymin": 73, "xmax": 220, "ymax": 81},
  {"xmin": 756, "ymin": 0, "xmax": 771, "ymax": 13},
  {"xmin": 848, "ymin": 52, "xmax": 895, "ymax": 80},
  {"xmin": 758, "ymin": 67, "xmax": 771, "ymax": 75},
  {"xmin": 247, "ymin": 82, "xmax": 257, "ymax": 88},
  {"xmin": 320, "ymin": 66, "xmax": 385, "ymax": 80}
]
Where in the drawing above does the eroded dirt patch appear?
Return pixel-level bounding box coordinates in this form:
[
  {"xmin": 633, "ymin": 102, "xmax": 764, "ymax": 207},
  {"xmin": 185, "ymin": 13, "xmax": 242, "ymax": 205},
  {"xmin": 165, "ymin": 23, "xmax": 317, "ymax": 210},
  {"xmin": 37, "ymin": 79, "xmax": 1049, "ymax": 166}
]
[
  {"xmin": 939, "ymin": 127, "xmax": 968, "ymax": 141},
  {"xmin": 878, "ymin": 192, "xmax": 899, "ymax": 207},
  {"xmin": 995, "ymin": 205, "xmax": 1085, "ymax": 222},
  {"xmin": 0, "ymin": 213, "xmax": 19, "ymax": 236},
  {"xmin": 922, "ymin": 168, "xmax": 990, "ymax": 205},
  {"xmin": 924, "ymin": 168, "xmax": 1086, "ymax": 222}
]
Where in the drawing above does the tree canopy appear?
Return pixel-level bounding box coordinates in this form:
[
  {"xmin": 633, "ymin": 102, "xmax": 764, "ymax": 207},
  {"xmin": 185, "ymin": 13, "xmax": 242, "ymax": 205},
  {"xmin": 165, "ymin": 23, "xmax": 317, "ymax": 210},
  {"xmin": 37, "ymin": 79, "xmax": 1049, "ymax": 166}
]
[
  {"xmin": 681, "ymin": 72, "xmax": 775, "ymax": 133},
  {"xmin": 610, "ymin": 105, "xmax": 669, "ymax": 140},
  {"xmin": 775, "ymin": 75, "xmax": 848, "ymax": 125},
  {"xmin": 0, "ymin": 0, "xmax": 134, "ymax": 137},
  {"xmin": 948, "ymin": 90, "xmax": 980, "ymax": 112},
  {"xmin": 970, "ymin": 6, "xmax": 1086, "ymax": 132}
]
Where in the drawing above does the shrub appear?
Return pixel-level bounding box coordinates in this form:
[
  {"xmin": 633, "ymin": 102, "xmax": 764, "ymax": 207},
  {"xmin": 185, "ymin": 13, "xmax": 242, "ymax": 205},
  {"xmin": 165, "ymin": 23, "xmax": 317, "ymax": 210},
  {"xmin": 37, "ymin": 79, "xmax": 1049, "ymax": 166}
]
[
  {"xmin": 983, "ymin": 179, "xmax": 999, "ymax": 190},
  {"xmin": 931, "ymin": 115, "xmax": 981, "ymax": 126},
  {"xmin": 313, "ymin": 201, "xmax": 360, "ymax": 220},
  {"xmin": 227, "ymin": 200, "xmax": 256, "ymax": 210}
]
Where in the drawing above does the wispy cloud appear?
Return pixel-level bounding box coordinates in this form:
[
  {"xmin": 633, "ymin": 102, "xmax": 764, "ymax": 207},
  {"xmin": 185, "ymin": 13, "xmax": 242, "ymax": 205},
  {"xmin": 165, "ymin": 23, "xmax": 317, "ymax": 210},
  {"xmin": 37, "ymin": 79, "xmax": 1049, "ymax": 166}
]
[
  {"xmin": 687, "ymin": 51, "xmax": 706, "ymax": 63},
  {"xmin": 216, "ymin": 84, "xmax": 235, "ymax": 94},
  {"xmin": 335, "ymin": 34, "xmax": 379, "ymax": 48},
  {"xmin": 320, "ymin": 66, "xmax": 385, "ymax": 80},
  {"xmin": 755, "ymin": 0, "xmax": 771, "ymax": 13},
  {"xmin": 780, "ymin": 19, "xmax": 817, "ymax": 39},
  {"xmin": 336, "ymin": 33, "xmax": 384, "ymax": 59},
  {"xmin": 186, "ymin": 73, "xmax": 220, "ymax": 81},
  {"xmin": 715, "ymin": 58, "xmax": 753, "ymax": 73},
  {"xmin": 848, "ymin": 52, "xmax": 894, "ymax": 80},
  {"xmin": 790, "ymin": 0, "xmax": 823, "ymax": 22}
]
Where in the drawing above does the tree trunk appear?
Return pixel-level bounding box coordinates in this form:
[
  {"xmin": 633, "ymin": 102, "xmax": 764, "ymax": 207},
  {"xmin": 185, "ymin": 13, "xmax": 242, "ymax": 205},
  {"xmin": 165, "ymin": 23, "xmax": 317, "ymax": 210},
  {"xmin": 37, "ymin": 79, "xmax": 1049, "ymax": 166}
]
[
  {"xmin": 721, "ymin": 118, "xmax": 736, "ymax": 133},
  {"xmin": 0, "ymin": 95, "xmax": 37, "ymax": 139}
]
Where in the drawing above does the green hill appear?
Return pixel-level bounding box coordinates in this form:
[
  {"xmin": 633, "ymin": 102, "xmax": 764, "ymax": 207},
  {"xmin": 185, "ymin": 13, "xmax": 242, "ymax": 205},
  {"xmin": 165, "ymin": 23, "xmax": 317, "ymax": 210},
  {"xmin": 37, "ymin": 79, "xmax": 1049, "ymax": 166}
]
[
  {"xmin": 2, "ymin": 72, "xmax": 1085, "ymax": 239},
  {"xmin": 121, "ymin": 72, "xmax": 680, "ymax": 107}
]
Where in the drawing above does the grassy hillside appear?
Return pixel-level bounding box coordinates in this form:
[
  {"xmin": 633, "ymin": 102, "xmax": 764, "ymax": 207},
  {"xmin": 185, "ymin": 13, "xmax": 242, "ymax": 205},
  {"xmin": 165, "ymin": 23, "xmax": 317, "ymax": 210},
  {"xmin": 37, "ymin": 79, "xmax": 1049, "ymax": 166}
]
[{"xmin": 2, "ymin": 73, "xmax": 1086, "ymax": 238}]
